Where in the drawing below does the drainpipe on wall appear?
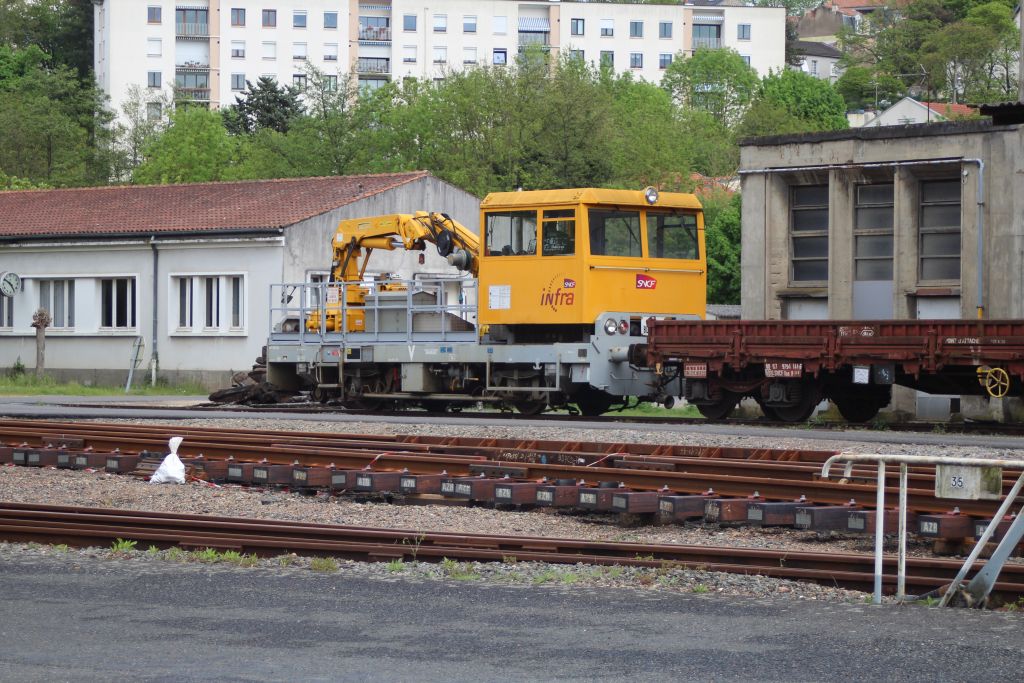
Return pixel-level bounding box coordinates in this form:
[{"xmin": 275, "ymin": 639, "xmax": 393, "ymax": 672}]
[
  {"xmin": 962, "ymin": 159, "xmax": 985, "ymax": 319},
  {"xmin": 149, "ymin": 236, "xmax": 159, "ymax": 386}
]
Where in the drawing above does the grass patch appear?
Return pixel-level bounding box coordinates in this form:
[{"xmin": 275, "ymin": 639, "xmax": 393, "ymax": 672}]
[
  {"xmin": 386, "ymin": 559, "xmax": 405, "ymax": 573},
  {"xmin": 310, "ymin": 557, "xmax": 339, "ymax": 573},
  {"xmin": 0, "ymin": 373, "xmax": 208, "ymax": 396},
  {"xmin": 110, "ymin": 538, "xmax": 137, "ymax": 554},
  {"xmin": 53, "ymin": 544, "xmax": 70, "ymax": 553},
  {"xmin": 440, "ymin": 557, "xmax": 480, "ymax": 580},
  {"xmin": 192, "ymin": 548, "xmax": 221, "ymax": 563},
  {"xmin": 692, "ymin": 584, "xmax": 710, "ymax": 594},
  {"xmin": 532, "ymin": 570, "xmax": 560, "ymax": 585}
]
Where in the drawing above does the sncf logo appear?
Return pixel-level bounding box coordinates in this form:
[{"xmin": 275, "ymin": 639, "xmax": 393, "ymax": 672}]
[
  {"xmin": 636, "ymin": 274, "xmax": 657, "ymax": 289},
  {"xmin": 563, "ymin": 278, "xmax": 576, "ymax": 289}
]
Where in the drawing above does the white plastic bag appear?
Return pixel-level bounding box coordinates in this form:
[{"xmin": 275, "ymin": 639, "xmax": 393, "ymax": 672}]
[{"xmin": 149, "ymin": 436, "xmax": 186, "ymax": 484}]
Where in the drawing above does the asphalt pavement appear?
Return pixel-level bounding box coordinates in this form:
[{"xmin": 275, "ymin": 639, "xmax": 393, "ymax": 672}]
[{"xmin": 1, "ymin": 553, "xmax": 1023, "ymax": 682}]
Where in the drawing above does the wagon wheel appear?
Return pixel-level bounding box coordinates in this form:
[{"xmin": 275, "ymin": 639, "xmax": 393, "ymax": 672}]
[
  {"xmin": 983, "ymin": 367, "xmax": 1011, "ymax": 398},
  {"xmin": 696, "ymin": 391, "xmax": 740, "ymax": 420}
]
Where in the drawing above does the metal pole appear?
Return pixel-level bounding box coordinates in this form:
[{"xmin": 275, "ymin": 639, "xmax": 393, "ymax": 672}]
[
  {"xmin": 897, "ymin": 463, "xmax": 908, "ymax": 601},
  {"xmin": 874, "ymin": 462, "xmax": 886, "ymax": 604},
  {"xmin": 939, "ymin": 471, "xmax": 1024, "ymax": 606}
]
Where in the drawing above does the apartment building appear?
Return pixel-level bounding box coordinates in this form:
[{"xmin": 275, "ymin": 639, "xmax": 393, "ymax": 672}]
[{"xmin": 94, "ymin": 0, "xmax": 785, "ymax": 117}]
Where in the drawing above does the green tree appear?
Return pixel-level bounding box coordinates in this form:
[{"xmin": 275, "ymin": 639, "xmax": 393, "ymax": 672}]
[
  {"xmin": 661, "ymin": 48, "xmax": 759, "ymax": 127},
  {"xmin": 755, "ymin": 69, "xmax": 848, "ymax": 131},
  {"xmin": 702, "ymin": 191, "xmax": 742, "ymax": 305},
  {"xmin": 0, "ymin": 0, "xmax": 93, "ymax": 80},
  {"xmin": 834, "ymin": 66, "xmax": 904, "ymax": 110},
  {"xmin": 134, "ymin": 107, "xmax": 237, "ymax": 184},
  {"xmin": 223, "ymin": 76, "xmax": 305, "ymax": 135}
]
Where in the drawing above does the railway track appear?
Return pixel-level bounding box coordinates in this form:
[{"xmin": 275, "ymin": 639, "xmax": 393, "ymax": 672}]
[{"xmin": 3, "ymin": 502, "xmax": 1023, "ymax": 599}]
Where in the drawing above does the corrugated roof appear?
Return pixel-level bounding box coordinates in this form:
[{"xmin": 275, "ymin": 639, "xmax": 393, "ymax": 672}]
[{"xmin": 0, "ymin": 172, "xmax": 432, "ymax": 240}]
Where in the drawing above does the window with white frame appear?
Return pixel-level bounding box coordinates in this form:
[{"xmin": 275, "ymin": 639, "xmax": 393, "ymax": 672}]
[
  {"xmin": 101, "ymin": 278, "xmax": 136, "ymax": 329},
  {"xmin": 463, "ymin": 15, "xmax": 476, "ymax": 33},
  {"xmin": 147, "ymin": 38, "xmax": 162, "ymax": 57},
  {"xmin": 293, "ymin": 10, "xmax": 306, "ymax": 28},
  {"xmin": 463, "ymin": 47, "xmax": 477, "ymax": 64},
  {"xmin": 263, "ymin": 41, "xmax": 276, "ymax": 60},
  {"xmin": 433, "ymin": 14, "xmax": 447, "ymax": 32},
  {"xmin": 493, "ymin": 48, "xmax": 507, "ymax": 65},
  {"xmin": 433, "ymin": 46, "xmax": 447, "ymax": 63},
  {"xmin": 324, "ymin": 11, "xmax": 337, "ymax": 29},
  {"xmin": 403, "ymin": 45, "xmax": 417, "ymax": 63},
  {"xmin": 0, "ymin": 293, "xmax": 13, "ymax": 328},
  {"xmin": 600, "ymin": 19, "xmax": 613, "ymax": 37},
  {"xmin": 403, "ymin": 14, "xmax": 416, "ymax": 31},
  {"xmin": 231, "ymin": 40, "xmax": 245, "ymax": 58},
  {"xmin": 324, "ymin": 43, "xmax": 338, "ymax": 61},
  {"xmin": 293, "ymin": 42, "xmax": 307, "ymax": 60},
  {"xmin": 38, "ymin": 279, "xmax": 75, "ymax": 329},
  {"xmin": 173, "ymin": 275, "xmax": 245, "ymax": 332},
  {"xmin": 493, "ymin": 16, "xmax": 507, "ymax": 35}
]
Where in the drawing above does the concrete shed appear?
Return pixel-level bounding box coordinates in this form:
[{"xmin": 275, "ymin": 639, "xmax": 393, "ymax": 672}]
[
  {"xmin": 0, "ymin": 172, "xmax": 480, "ymax": 388},
  {"xmin": 739, "ymin": 118, "xmax": 1024, "ymax": 419}
]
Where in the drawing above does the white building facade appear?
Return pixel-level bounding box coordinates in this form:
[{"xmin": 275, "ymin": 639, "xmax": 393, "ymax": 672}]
[{"xmin": 94, "ymin": 0, "xmax": 785, "ymax": 115}]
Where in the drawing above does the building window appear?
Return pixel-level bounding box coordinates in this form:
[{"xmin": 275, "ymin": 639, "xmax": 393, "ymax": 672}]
[
  {"xmin": 738, "ymin": 23, "xmax": 751, "ymax": 40},
  {"xmin": 742, "ymin": 55, "xmax": 751, "ymax": 66},
  {"xmin": 463, "ymin": 47, "xmax": 477, "ymax": 64},
  {"xmin": 324, "ymin": 11, "xmax": 337, "ymax": 29},
  {"xmin": 433, "ymin": 14, "xmax": 447, "ymax": 33},
  {"xmin": 175, "ymin": 8, "xmax": 208, "ymax": 35},
  {"xmin": 403, "ymin": 14, "xmax": 416, "ymax": 31},
  {"xmin": 231, "ymin": 73, "xmax": 245, "ymax": 90},
  {"xmin": 262, "ymin": 9, "xmax": 276, "ymax": 28},
  {"xmin": 263, "ymin": 41, "xmax": 276, "ymax": 60},
  {"xmin": 293, "ymin": 11, "xmax": 306, "ymax": 28},
  {"xmin": 630, "ymin": 21, "xmax": 643, "ymax": 38},
  {"xmin": 0, "ymin": 292, "xmax": 13, "ymax": 328},
  {"xmin": 692, "ymin": 24, "xmax": 721, "ymax": 50},
  {"xmin": 231, "ymin": 40, "xmax": 245, "ymax": 58},
  {"xmin": 359, "ymin": 77, "xmax": 388, "ymax": 93},
  {"xmin": 493, "ymin": 48, "xmax": 507, "ymax": 65},
  {"xmin": 630, "ymin": 53, "xmax": 643, "ymax": 68},
  {"xmin": 659, "ymin": 53, "xmax": 673, "ymax": 69},
  {"xmin": 293, "ymin": 42, "xmax": 307, "ymax": 60},
  {"xmin": 790, "ymin": 185, "xmax": 829, "ymax": 282},
  {"xmin": 101, "ymin": 278, "xmax": 136, "ymax": 329},
  {"xmin": 147, "ymin": 6, "xmax": 161, "ymax": 24},
  {"xmin": 600, "ymin": 51, "xmax": 613, "ymax": 67},
  {"xmin": 147, "ymin": 38, "xmax": 162, "ymax": 57},
  {"xmin": 569, "ymin": 49, "xmax": 584, "ymax": 61},
  {"xmin": 231, "ymin": 8, "xmax": 245, "ymax": 26},
  {"xmin": 919, "ymin": 179, "xmax": 961, "ymax": 281},
  {"xmin": 600, "ymin": 19, "xmax": 613, "ymax": 37},
  {"xmin": 659, "ymin": 21, "xmax": 672, "ymax": 39},
  {"xmin": 810, "ymin": 59, "xmax": 818, "ymax": 75},
  {"xmin": 854, "ymin": 184, "xmax": 894, "ymax": 281},
  {"xmin": 174, "ymin": 275, "xmax": 245, "ymax": 332},
  {"xmin": 464, "ymin": 15, "xmax": 476, "ymax": 33},
  {"xmin": 324, "ymin": 74, "xmax": 337, "ymax": 91},
  {"xmin": 175, "ymin": 71, "xmax": 209, "ymax": 90},
  {"xmin": 493, "ymin": 16, "xmax": 507, "ymax": 34},
  {"xmin": 571, "ymin": 18, "xmax": 584, "ymax": 36},
  {"xmin": 403, "ymin": 45, "xmax": 417, "ymax": 63},
  {"xmin": 433, "ymin": 46, "xmax": 447, "ymax": 64},
  {"xmin": 147, "ymin": 71, "xmax": 161, "ymax": 88},
  {"xmin": 323, "ymin": 43, "xmax": 338, "ymax": 61},
  {"xmin": 293, "ymin": 73, "xmax": 307, "ymax": 90},
  {"xmin": 38, "ymin": 279, "xmax": 75, "ymax": 329},
  {"xmin": 146, "ymin": 102, "xmax": 162, "ymax": 121}
]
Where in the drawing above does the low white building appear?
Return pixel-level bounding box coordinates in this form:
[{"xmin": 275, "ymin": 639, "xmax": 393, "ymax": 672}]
[
  {"xmin": 0, "ymin": 172, "xmax": 479, "ymax": 388},
  {"xmin": 792, "ymin": 40, "xmax": 842, "ymax": 83},
  {"xmin": 863, "ymin": 97, "xmax": 978, "ymax": 127},
  {"xmin": 94, "ymin": 0, "xmax": 786, "ymax": 118}
]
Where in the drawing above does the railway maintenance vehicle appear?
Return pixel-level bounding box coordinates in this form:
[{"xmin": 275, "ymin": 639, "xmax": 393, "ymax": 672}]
[{"xmin": 265, "ymin": 187, "xmax": 705, "ymax": 415}]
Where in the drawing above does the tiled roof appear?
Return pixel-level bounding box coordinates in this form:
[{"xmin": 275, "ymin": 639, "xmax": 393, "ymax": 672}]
[
  {"xmin": 923, "ymin": 101, "xmax": 977, "ymax": 118},
  {"xmin": 0, "ymin": 172, "xmax": 432, "ymax": 240}
]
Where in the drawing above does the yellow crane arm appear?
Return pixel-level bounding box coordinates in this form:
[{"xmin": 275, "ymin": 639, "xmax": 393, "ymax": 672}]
[{"xmin": 330, "ymin": 211, "xmax": 479, "ymax": 283}]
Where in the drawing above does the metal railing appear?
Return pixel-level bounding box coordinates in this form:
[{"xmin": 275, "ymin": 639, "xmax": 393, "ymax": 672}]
[
  {"xmin": 356, "ymin": 57, "xmax": 390, "ymax": 74},
  {"xmin": 176, "ymin": 22, "xmax": 209, "ymax": 37},
  {"xmin": 359, "ymin": 27, "xmax": 392, "ymax": 41},
  {"xmin": 176, "ymin": 88, "xmax": 211, "ymax": 101},
  {"xmin": 269, "ymin": 277, "xmax": 478, "ymax": 345},
  {"xmin": 692, "ymin": 37, "xmax": 722, "ymax": 50}
]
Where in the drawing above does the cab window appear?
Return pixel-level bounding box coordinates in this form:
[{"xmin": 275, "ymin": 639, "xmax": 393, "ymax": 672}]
[
  {"xmin": 486, "ymin": 211, "xmax": 537, "ymax": 256},
  {"xmin": 647, "ymin": 212, "xmax": 699, "ymax": 260},
  {"xmin": 541, "ymin": 209, "xmax": 575, "ymax": 256},
  {"xmin": 588, "ymin": 209, "xmax": 642, "ymax": 257}
]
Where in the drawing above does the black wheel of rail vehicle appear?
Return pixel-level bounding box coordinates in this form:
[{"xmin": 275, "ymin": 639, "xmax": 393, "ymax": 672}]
[
  {"xmin": 755, "ymin": 398, "xmax": 781, "ymax": 421},
  {"xmin": 574, "ymin": 388, "xmax": 616, "ymax": 417},
  {"xmin": 771, "ymin": 381, "xmax": 820, "ymax": 423},
  {"xmin": 421, "ymin": 399, "xmax": 450, "ymax": 413},
  {"xmin": 514, "ymin": 400, "xmax": 548, "ymax": 415},
  {"xmin": 696, "ymin": 391, "xmax": 740, "ymax": 420}
]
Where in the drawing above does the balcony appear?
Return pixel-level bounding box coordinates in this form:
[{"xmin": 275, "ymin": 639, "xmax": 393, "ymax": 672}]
[
  {"xmin": 176, "ymin": 22, "xmax": 209, "ymax": 38},
  {"xmin": 359, "ymin": 27, "xmax": 391, "ymax": 41},
  {"xmin": 356, "ymin": 57, "xmax": 390, "ymax": 74},
  {"xmin": 176, "ymin": 60, "xmax": 210, "ymax": 71},
  {"xmin": 692, "ymin": 37, "xmax": 722, "ymax": 50},
  {"xmin": 518, "ymin": 32, "xmax": 549, "ymax": 48},
  {"xmin": 176, "ymin": 88, "xmax": 210, "ymax": 101}
]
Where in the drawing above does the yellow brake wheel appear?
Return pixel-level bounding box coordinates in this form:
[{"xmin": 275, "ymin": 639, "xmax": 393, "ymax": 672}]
[{"xmin": 984, "ymin": 367, "xmax": 1011, "ymax": 398}]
